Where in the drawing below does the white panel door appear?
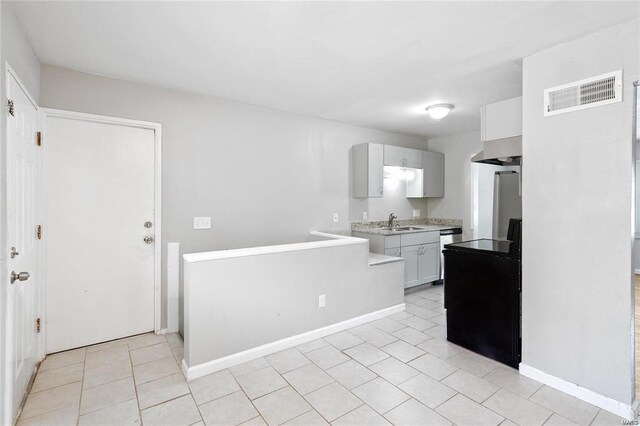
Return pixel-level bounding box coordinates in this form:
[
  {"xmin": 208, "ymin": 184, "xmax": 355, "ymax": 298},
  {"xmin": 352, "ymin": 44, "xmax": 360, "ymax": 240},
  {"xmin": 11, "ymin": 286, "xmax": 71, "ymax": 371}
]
[
  {"xmin": 5, "ymin": 72, "xmax": 39, "ymax": 423},
  {"xmin": 44, "ymin": 117, "xmax": 156, "ymax": 353}
]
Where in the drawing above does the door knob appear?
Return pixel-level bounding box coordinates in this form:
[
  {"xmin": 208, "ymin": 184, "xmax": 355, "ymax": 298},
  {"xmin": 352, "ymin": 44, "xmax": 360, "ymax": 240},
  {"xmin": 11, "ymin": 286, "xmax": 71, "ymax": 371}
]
[
  {"xmin": 10, "ymin": 271, "xmax": 29, "ymax": 284},
  {"xmin": 143, "ymin": 236, "xmax": 154, "ymax": 244}
]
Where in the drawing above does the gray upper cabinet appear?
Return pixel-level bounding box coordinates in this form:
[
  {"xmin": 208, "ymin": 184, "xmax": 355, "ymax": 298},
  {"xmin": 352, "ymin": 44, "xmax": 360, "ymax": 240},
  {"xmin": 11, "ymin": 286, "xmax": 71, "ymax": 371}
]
[
  {"xmin": 352, "ymin": 143, "xmax": 384, "ymax": 198},
  {"xmin": 383, "ymin": 145, "xmax": 422, "ymax": 168},
  {"xmin": 353, "ymin": 143, "xmax": 444, "ymax": 198},
  {"xmin": 422, "ymin": 151, "xmax": 444, "ymax": 197}
]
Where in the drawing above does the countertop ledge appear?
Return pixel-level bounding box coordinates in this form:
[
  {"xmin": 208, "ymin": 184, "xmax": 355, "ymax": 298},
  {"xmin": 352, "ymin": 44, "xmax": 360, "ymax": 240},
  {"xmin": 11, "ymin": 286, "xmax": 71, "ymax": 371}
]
[
  {"xmin": 368, "ymin": 253, "xmax": 404, "ymax": 266},
  {"xmin": 352, "ymin": 224, "xmax": 457, "ymax": 236}
]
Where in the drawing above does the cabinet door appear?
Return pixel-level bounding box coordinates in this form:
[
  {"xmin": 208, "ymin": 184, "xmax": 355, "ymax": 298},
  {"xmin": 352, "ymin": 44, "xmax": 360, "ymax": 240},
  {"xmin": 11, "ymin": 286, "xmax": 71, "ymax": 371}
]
[
  {"xmin": 423, "ymin": 151, "xmax": 444, "ymax": 197},
  {"xmin": 402, "ymin": 245, "xmax": 421, "ymax": 288},
  {"xmin": 383, "ymin": 145, "xmax": 404, "ymax": 167},
  {"xmin": 404, "ymin": 148, "xmax": 423, "ymax": 168},
  {"xmin": 352, "ymin": 143, "xmax": 383, "ymax": 198},
  {"xmin": 420, "ymin": 243, "xmax": 440, "ymax": 284},
  {"xmin": 368, "ymin": 143, "xmax": 384, "ymax": 197},
  {"xmin": 385, "ymin": 247, "xmax": 401, "ymax": 257}
]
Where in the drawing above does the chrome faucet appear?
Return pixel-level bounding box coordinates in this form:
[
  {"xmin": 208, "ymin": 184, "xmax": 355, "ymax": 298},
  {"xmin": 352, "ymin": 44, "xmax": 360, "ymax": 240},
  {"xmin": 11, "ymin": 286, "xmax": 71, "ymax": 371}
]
[{"xmin": 388, "ymin": 213, "xmax": 398, "ymax": 229}]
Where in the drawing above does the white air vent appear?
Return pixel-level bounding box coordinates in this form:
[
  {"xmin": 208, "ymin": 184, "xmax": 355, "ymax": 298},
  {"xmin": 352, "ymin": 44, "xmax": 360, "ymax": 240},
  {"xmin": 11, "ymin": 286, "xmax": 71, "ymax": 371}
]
[{"xmin": 544, "ymin": 70, "xmax": 622, "ymax": 116}]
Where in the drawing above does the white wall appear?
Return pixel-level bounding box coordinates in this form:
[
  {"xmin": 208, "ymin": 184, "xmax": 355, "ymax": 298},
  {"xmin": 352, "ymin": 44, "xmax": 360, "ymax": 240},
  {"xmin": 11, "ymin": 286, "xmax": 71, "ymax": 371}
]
[
  {"xmin": 522, "ymin": 18, "xmax": 638, "ymax": 410},
  {"xmin": 0, "ymin": 5, "xmax": 40, "ymax": 424},
  {"xmin": 427, "ymin": 131, "xmax": 481, "ymax": 239},
  {"xmin": 183, "ymin": 233, "xmax": 403, "ymax": 378},
  {"xmin": 349, "ymin": 171, "xmax": 427, "ymax": 223},
  {"xmin": 38, "ymin": 64, "xmax": 428, "ymax": 330}
]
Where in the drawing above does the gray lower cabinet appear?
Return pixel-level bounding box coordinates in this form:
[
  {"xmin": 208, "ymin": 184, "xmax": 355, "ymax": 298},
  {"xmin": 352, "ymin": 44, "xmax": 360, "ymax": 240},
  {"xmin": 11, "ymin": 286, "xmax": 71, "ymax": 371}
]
[
  {"xmin": 402, "ymin": 243, "xmax": 439, "ymax": 289},
  {"xmin": 354, "ymin": 230, "xmax": 440, "ymax": 288},
  {"xmin": 420, "ymin": 243, "xmax": 440, "ymax": 283},
  {"xmin": 401, "ymin": 245, "xmax": 421, "ymax": 288},
  {"xmin": 384, "ymin": 247, "xmax": 401, "ymax": 257}
]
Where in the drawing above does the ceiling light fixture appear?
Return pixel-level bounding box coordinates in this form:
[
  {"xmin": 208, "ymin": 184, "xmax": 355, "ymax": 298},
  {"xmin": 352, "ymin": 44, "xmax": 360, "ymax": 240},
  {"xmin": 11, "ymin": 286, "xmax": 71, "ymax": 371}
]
[{"xmin": 426, "ymin": 103, "xmax": 454, "ymax": 120}]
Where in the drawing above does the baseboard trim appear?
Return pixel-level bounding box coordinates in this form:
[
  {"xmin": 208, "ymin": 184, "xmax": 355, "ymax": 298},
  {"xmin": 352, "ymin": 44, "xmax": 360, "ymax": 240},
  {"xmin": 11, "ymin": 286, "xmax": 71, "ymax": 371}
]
[
  {"xmin": 519, "ymin": 363, "xmax": 636, "ymax": 420},
  {"xmin": 183, "ymin": 303, "xmax": 406, "ymax": 381},
  {"xmin": 156, "ymin": 328, "xmax": 169, "ymax": 335}
]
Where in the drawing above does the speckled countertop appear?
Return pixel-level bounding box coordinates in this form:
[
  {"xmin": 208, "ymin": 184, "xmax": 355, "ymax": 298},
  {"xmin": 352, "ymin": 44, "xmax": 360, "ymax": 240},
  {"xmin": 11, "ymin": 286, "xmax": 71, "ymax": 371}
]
[{"xmin": 351, "ymin": 218, "xmax": 462, "ymax": 236}]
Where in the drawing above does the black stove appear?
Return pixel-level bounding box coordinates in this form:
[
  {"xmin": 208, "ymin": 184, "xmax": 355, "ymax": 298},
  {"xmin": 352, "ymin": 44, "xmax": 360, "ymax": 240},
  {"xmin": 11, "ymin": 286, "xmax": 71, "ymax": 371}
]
[{"xmin": 443, "ymin": 219, "xmax": 522, "ymax": 369}]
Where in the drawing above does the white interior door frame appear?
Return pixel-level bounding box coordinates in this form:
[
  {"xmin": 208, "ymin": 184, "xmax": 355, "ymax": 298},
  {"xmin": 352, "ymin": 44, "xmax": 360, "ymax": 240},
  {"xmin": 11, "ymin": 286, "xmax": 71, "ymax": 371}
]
[{"xmin": 40, "ymin": 108, "xmax": 163, "ymax": 338}]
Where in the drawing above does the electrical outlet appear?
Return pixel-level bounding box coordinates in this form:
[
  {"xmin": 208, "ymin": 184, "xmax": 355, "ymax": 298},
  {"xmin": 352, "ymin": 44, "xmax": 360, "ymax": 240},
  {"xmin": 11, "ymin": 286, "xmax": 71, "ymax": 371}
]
[
  {"xmin": 412, "ymin": 209, "xmax": 420, "ymax": 218},
  {"xmin": 193, "ymin": 217, "xmax": 212, "ymax": 229},
  {"xmin": 362, "ymin": 211, "xmax": 368, "ymax": 220},
  {"xmin": 318, "ymin": 294, "xmax": 325, "ymax": 308},
  {"xmin": 332, "ymin": 213, "xmax": 339, "ymax": 223}
]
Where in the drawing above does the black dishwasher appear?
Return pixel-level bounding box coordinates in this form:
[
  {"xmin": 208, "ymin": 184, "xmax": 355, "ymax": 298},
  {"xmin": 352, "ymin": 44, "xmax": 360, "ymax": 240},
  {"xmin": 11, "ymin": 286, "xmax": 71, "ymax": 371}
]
[{"xmin": 443, "ymin": 221, "xmax": 521, "ymax": 369}]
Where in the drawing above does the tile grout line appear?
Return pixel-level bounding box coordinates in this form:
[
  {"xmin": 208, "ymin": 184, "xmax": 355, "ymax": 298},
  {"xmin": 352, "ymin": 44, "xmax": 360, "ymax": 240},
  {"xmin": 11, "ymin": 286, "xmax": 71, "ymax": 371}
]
[
  {"xmin": 277, "ymin": 358, "xmax": 333, "ymax": 423},
  {"xmin": 77, "ymin": 335, "xmax": 168, "ymax": 423},
  {"xmin": 127, "ymin": 341, "xmax": 146, "ymax": 424},
  {"xmin": 75, "ymin": 349, "xmax": 88, "ymax": 425},
  {"xmin": 234, "ymin": 369, "xmax": 268, "ymax": 425}
]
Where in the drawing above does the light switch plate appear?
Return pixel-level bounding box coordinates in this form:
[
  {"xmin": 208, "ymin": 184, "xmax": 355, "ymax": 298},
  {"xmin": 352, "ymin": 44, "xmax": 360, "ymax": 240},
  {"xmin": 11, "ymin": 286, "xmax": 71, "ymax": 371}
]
[
  {"xmin": 193, "ymin": 217, "xmax": 211, "ymax": 229},
  {"xmin": 362, "ymin": 211, "xmax": 368, "ymax": 220},
  {"xmin": 412, "ymin": 209, "xmax": 420, "ymax": 218},
  {"xmin": 332, "ymin": 213, "xmax": 339, "ymax": 223},
  {"xmin": 318, "ymin": 294, "xmax": 325, "ymax": 308}
]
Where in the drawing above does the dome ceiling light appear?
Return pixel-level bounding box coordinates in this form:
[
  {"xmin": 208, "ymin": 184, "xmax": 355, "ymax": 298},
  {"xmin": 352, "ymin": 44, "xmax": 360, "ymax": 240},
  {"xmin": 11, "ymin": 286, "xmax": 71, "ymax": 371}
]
[{"xmin": 426, "ymin": 103, "xmax": 454, "ymax": 120}]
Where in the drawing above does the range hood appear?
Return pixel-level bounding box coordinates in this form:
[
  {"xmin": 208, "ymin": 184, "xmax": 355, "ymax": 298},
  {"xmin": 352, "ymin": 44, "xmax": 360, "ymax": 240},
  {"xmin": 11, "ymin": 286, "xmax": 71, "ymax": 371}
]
[{"xmin": 471, "ymin": 136, "xmax": 522, "ymax": 166}]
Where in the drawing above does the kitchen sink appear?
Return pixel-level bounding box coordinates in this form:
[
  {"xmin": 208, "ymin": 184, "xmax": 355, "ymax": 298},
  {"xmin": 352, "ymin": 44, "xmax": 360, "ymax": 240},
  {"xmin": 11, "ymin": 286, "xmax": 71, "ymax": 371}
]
[{"xmin": 379, "ymin": 226, "xmax": 423, "ymax": 231}]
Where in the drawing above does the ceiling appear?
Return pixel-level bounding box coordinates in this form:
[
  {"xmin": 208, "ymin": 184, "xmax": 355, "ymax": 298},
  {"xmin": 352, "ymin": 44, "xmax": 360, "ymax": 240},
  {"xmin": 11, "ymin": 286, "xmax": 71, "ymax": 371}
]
[{"xmin": 9, "ymin": 1, "xmax": 638, "ymax": 138}]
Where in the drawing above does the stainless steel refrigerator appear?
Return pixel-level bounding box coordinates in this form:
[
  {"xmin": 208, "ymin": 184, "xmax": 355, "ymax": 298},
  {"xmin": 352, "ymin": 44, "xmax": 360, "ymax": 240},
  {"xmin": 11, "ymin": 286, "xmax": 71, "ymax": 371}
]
[{"xmin": 493, "ymin": 171, "xmax": 522, "ymax": 240}]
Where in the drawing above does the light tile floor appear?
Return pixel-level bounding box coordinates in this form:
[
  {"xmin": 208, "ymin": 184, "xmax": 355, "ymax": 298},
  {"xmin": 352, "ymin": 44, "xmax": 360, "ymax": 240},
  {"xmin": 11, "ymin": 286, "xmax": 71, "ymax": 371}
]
[{"xmin": 17, "ymin": 285, "xmax": 624, "ymax": 426}]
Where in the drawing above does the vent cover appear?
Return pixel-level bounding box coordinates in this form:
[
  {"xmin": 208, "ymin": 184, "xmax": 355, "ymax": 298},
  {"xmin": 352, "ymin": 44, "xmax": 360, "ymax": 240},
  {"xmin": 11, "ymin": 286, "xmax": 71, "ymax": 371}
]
[{"xmin": 544, "ymin": 70, "xmax": 622, "ymax": 116}]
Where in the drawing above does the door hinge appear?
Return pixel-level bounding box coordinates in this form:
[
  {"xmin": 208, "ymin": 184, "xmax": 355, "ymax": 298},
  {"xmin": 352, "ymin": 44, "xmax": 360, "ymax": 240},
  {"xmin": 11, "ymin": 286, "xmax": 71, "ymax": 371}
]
[
  {"xmin": 36, "ymin": 318, "xmax": 41, "ymax": 333},
  {"xmin": 7, "ymin": 99, "xmax": 14, "ymax": 117},
  {"xmin": 37, "ymin": 225, "xmax": 42, "ymax": 240},
  {"xmin": 36, "ymin": 131, "xmax": 42, "ymax": 146}
]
